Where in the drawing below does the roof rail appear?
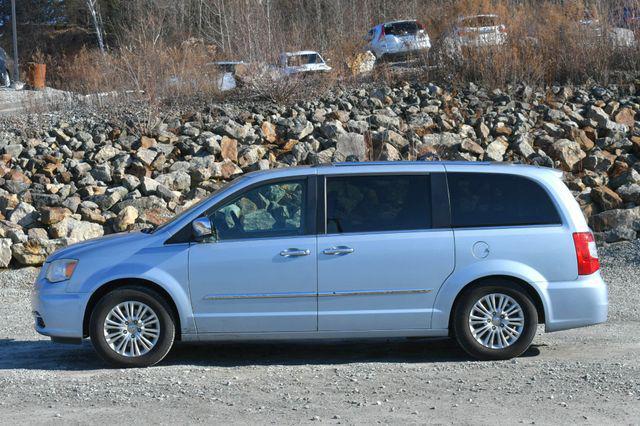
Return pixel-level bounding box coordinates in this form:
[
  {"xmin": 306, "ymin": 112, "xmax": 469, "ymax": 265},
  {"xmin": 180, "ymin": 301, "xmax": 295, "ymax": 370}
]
[{"xmin": 326, "ymin": 161, "xmax": 494, "ymax": 167}]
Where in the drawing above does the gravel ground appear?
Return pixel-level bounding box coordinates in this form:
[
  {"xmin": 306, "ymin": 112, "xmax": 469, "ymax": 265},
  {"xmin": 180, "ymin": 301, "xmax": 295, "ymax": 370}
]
[{"xmin": 0, "ymin": 242, "xmax": 638, "ymax": 425}]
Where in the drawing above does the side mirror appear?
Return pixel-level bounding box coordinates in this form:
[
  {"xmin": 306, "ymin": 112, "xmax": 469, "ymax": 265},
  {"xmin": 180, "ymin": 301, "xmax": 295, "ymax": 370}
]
[{"xmin": 192, "ymin": 217, "xmax": 215, "ymax": 242}]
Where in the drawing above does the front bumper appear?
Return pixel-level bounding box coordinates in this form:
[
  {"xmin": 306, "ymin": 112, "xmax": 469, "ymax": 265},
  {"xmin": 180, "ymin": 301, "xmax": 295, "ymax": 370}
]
[
  {"xmin": 31, "ymin": 273, "xmax": 87, "ymax": 340},
  {"xmin": 542, "ymin": 271, "xmax": 608, "ymax": 332}
]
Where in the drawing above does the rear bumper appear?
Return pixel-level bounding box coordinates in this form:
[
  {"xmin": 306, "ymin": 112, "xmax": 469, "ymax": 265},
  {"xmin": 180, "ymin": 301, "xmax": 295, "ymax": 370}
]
[
  {"xmin": 541, "ymin": 272, "xmax": 608, "ymax": 332},
  {"xmin": 379, "ymin": 42, "xmax": 431, "ymax": 56},
  {"xmin": 31, "ymin": 276, "xmax": 87, "ymax": 340}
]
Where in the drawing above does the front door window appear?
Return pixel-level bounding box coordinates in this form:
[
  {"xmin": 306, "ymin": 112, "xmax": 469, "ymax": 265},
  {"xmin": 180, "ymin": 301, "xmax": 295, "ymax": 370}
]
[{"xmin": 210, "ymin": 179, "xmax": 306, "ymax": 240}]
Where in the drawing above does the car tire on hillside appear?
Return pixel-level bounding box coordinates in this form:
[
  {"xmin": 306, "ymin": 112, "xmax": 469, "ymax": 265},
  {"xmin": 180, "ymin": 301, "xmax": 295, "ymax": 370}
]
[
  {"xmin": 453, "ymin": 281, "xmax": 538, "ymax": 360},
  {"xmin": 89, "ymin": 286, "xmax": 176, "ymax": 368}
]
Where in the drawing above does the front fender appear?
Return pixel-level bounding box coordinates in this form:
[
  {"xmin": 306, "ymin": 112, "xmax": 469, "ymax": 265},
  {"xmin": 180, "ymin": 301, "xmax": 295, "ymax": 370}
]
[
  {"xmin": 75, "ymin": 245, "xmax": 196, "ymax": 335},
  {"xmin": 431, "ymin": 259, "xmax": 550, "ymax": 330}
]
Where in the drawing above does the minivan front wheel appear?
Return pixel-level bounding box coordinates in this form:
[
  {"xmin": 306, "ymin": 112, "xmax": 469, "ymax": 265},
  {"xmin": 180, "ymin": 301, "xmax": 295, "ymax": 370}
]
[
  {"xmin": 453, "ymin": 283, "xmax": 538, "ymax": 360},
  {"xmin": 89, "ymin": 287, "xmax": 175, "ymax": 367}
]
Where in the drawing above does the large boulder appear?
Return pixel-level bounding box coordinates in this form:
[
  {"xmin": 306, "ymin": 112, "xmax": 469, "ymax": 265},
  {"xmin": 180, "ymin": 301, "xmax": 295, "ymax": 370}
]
[
  {"xmin": 614, "ymin": 107, "xmax": 636, "ymax": 127},
  {"xmin": 549, "ymin": 139, "xmax": 586, "ymax": 171},
  {"xmin": 334, "ymin": 133, "xmax": 367, "ymax": 162},
  {"xmin": 485, "ymin": 139, "xmax": 508, "ymax": 161},
  {"xmin": 511, "ymin": 135, "xmax": 535, "ymax": 158},
  {"xmin": 155, "ymin": 170, "xmax": 191, "ymax": 192},
  {"xmin": 40, "ymin": 206, "xmax": 72, "ymax": 225},
  {"xmin": 11, "ymin": 238, "xmax": 69, "ymax": 266},
  {"xmin": 603, "ymin": 226, "xmax": 637, "ymax": 243},
  {"xmin": 586, "ymin": 106, "xmax": 628, "ymax": 133},
  {"xmin": 608, "ymin": 168, "xmax": 640, "ymax": 190},
  {"xmin": 289, "ymin": 120, "xmax": 314, "ymax": 140},
  {"xmin": 591, "ymin": 186, "xmax": 623, "ymax": 210},
  {"xmin": 617, "ymin": 183, "xmax": 640, "ymax": 204},
  {"xmin": 238, "ymin": 145, "xmax": 267, "ymax": 168},
  {"xmin": 49, "ymin": 217, "xmax": 104, "ymax": 242},
  {"xmin": 94, "ymin": 145, "xmax": 120, "ymax": 163},
  {"xmin": 220, "ymin": 136, "xmax": 238, "ymax": 162},
  {"xmin": 220, "ymin": 120, "xmax": 252, "ymax": 141},
  {"xmin": 114, "ymin": 206, "xmax": 139, "ymax": 232},
  {"xmin": 261, "ymin": 121, "xmax": 278, "ymax": 143},
  {"xmin": 8, "ymin": 202, "xmax": 38, "ymax": 228},
  {"xmin": 423, "ymin": 132, "xmax": 462, "ymax": 150},
  {"xmin": 590, "ymin": 206, "xmax": 640, "ymax": 232}
]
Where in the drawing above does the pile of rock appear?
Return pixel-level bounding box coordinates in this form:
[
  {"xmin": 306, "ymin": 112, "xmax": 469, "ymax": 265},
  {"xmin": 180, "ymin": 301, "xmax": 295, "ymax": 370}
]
[{"xmin": 0, "ymin": 81, "xmax": 639, "ymax": 266}]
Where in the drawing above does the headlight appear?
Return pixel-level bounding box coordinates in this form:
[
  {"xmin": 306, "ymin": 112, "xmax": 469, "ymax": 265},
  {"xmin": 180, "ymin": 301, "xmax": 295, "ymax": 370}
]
[{"xmin": 46, "ymin": 259, "xmax": 78, "ymax": 283}]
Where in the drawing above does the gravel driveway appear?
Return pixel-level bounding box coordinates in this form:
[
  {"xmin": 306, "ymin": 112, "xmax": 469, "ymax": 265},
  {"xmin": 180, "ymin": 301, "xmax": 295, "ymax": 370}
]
[{"xmin": 0, "ymin": 242, "xmax": 638, "ymax": 424}]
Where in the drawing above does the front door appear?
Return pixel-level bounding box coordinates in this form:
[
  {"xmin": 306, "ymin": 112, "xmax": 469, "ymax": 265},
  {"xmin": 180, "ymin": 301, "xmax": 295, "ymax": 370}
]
[
  {"xmin": 189, "ymin": 177, "xmax": 318, "ymax": 333},
  {"xmin": 317, "ymin": 173, "xmax": 455, "ymax": 331}
]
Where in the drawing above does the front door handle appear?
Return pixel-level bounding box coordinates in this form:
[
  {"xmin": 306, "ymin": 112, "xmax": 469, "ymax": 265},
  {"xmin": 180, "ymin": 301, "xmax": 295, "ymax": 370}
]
[
  {"xmin": 322, "ymin": 246, "xmax": 355, "ymax": 255},
  {"xmin": 280, "ymin": 248, "xmax": 311, "ymax": 257}
]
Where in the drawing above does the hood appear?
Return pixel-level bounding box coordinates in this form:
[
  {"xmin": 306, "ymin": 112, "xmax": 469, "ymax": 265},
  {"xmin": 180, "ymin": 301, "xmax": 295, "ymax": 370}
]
[{"xmin": 46, "ymin": 231, "xmax": 153, "ymax": 263}]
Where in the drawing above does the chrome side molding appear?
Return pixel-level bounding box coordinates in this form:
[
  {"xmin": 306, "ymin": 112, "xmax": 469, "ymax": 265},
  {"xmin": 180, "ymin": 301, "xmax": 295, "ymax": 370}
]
[
  {"xmin": 320, "ymin": 289, "xmax": 432, "ymax": 297},
  {"xmin": 204, "ymin": 288, "xmax": 432, "ymax": 301},
  {"xmin": 204, "ymin": 291, "xmax": 315, "ymax": 300}
]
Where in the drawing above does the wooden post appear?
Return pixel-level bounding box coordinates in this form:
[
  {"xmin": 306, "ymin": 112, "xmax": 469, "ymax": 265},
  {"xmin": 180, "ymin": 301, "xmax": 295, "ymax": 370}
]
[{"xmin": 11, "ymin": 0, "xmax": 19, "ymax": 84}]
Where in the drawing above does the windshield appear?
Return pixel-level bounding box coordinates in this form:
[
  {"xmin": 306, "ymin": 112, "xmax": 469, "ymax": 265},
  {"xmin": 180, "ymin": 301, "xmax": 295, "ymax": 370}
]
[{"xmin": 152, "ymin": 177, "xmax": 247, "ymax": 233}]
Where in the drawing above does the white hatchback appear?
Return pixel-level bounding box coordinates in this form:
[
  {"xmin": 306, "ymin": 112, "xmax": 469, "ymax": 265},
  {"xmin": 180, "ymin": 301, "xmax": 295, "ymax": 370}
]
[
  {"xmin": 439, "ymin": 14, "xmax": 508, "ymax": 60},
  {"xmin": 365, "ymin": 20, "xmax": 431, "ymax": 60}
]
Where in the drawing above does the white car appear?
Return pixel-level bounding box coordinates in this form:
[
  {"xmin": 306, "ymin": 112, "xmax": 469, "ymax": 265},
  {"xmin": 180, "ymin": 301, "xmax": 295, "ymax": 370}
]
[
  {"xmin": 277, "ymin": 51, "xmax": 331, "ymax": 76},
  {"xmin": 439, "ymin": 14, "xmax": 507, "ymax": 59},
  {"xmin": 365, "ymin": 19, "xmax": 431, "ymax": 60},
  {"xmin": 579, "ymin": 19, "xmax": 636, "ymax": 48},
  {"xmin": 208, "ymin": 61, "xmax": 246, "ymax": 91}
]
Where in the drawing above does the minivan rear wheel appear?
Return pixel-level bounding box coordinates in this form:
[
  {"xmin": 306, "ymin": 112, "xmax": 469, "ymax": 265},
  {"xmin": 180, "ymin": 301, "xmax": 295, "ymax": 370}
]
[
  {"xmin": 89, "ymin": 286, "xmax": 175, "ymax": 368},
  {"xmin": 453, "ymin": 283, "xmax": 538, "ymax": 360}
]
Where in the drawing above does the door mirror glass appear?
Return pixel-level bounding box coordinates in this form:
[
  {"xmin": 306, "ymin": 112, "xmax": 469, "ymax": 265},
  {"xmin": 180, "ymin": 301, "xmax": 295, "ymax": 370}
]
[{"xmin": 192, "ymin": 217, "xmax": 215, "ymax": 242}]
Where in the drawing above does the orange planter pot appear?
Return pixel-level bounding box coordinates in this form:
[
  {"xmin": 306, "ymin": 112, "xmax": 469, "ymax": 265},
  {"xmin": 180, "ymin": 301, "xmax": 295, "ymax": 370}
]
[{"xmin": 27, "ymin": 63, "xmax": 46, "ymax": 89}]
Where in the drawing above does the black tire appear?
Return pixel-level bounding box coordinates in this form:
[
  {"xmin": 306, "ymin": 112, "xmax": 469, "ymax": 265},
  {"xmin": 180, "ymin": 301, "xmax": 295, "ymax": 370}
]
[
  {"xmin": 89, "ymin": 286, "xmax": 176, "ymax": 368},
  {"xmin": 453, "ymin": 281, "xmax": 538, "ymax": 360}
]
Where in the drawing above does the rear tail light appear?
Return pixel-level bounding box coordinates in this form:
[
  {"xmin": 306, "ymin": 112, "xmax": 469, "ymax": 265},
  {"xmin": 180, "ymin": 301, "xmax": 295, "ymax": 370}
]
[
  {"xmin": 573, "ymin": 232, "xmax": 600, "ymax": 275},
  {"xmin": 499, "ymin": 25, "xmax": 508, "ymax": 33}
]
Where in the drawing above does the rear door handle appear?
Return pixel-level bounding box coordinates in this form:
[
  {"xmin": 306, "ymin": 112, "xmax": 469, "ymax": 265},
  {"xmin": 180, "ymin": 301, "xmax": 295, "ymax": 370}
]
[
  {"xmin": 322, "ymin": 246, "xmax": 355, "ymax": 255},
  {"xmin": 280, "ymin": 248, "xmax": 310, "ymax": 257}
]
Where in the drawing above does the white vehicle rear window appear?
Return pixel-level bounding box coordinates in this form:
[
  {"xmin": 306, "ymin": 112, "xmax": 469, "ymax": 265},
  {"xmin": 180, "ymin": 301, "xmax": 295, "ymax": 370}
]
[{"xmin": 384, "ymin": 21, "xmax": 420, "ymax": 36}]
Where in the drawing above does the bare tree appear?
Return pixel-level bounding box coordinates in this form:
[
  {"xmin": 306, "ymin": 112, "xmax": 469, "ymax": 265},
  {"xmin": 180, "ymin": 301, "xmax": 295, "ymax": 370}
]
[{"xmin": 86, "ymin": 0, "xmax": 106, "ymax": 53}]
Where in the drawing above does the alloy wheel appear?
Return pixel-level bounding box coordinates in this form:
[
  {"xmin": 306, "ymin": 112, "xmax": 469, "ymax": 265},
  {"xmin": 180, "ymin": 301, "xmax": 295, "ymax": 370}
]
[
  {"xmin": 468, "ymin": 293, "xmax": 525, "ymax": 350},
  {"xmin": 103, "ymin": 301, "xmax": 160, "ymax": 357}
]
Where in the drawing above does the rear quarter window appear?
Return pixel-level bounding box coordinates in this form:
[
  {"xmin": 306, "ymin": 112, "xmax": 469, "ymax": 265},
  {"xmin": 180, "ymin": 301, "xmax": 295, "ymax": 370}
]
[{"xmin": 448, "ymin": 173, "xmax": 562, "ymax": 228}]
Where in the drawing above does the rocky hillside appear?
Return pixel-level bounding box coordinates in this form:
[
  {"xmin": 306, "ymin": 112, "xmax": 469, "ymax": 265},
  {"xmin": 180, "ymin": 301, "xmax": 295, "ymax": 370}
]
[{"xmin": 0, "ymin": 81, "xmax": 639, "ymax": 267}]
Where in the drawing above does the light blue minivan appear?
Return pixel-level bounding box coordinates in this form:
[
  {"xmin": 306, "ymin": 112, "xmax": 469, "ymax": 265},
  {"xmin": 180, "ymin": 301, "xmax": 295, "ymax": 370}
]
[{"xmin": 32, "ymin": 162, "xmax": 608, "ymax": 367}]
